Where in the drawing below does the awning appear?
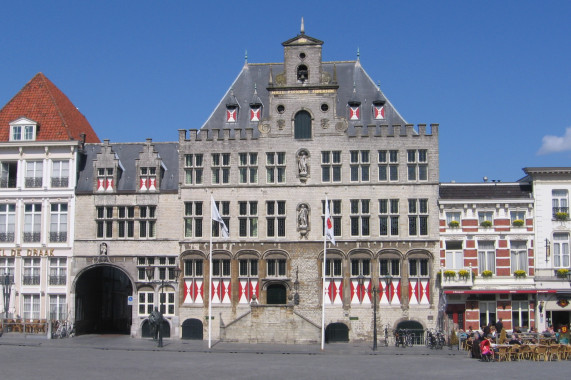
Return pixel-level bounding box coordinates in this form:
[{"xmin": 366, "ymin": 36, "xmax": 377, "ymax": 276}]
[{"xmin": 444, "ymin": 289, "xmax": 557, "ymax": 295}]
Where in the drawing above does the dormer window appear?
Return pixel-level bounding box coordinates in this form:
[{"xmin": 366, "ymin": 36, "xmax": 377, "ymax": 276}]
[
  {"xmin": 250, "ymin": 106, "xmax": 261, "ymax": 122},
  {"xmin": 297, "ymin": 65, "xmax": 308, "ymax": 82},
  {"xmin": 9, "ymin": 118, "xmax": 37, "ymax": 141},
  {"xmin": 97, "ymin": 168, "xmax": 114, "ymax": 192},
  {"xmin": 140, "ymin": 167, "xmax": 157, "ymax": 191},
  {"xmin": 372, "ymin": 100, "xmax": 386, "ymax": 120},
  {"xmin": 226, "ymin": 106, "xmax": 238, "ymax": 123},
  {"xmin": 348, "ymin": 101, "xmax": 361, "ymax": 121}
]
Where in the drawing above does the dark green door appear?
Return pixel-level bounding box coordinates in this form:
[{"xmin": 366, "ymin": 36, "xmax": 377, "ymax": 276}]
[{"xmin": 266, "ymin": 284, "xmax": 287, "ymax": 304}]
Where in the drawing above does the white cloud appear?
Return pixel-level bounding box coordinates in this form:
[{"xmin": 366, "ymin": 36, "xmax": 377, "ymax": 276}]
[{"xmin": 538, "ymin": 127, "xmax": 571, "ymax": 155}]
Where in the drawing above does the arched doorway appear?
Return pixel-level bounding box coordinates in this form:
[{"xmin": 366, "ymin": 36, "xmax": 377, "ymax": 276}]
[
  {"xmin": 266, "ymin": 284, "xmax": 287, "ymax": 304},
  {"xmin": 325, "ymin": 322, "xmax": 349, "ymax": 343},
  {"xmin": 74, "ymin": 265, "xmax": 133, "ymax": 335},
  {"xmin": 396, "ymin": 320, "xmax": 424, "ymax": 345},
  {"xmin": 141, "ymin": 319, "xmax": 171, "ymax": 338},
  {"xmin": 182, "ymin": 318, "xmax": 203, "ymax": 340}
]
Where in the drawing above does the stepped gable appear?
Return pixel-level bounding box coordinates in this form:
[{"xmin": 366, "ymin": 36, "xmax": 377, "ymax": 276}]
[{"xmin": 0, "ymin": 72, "xmax": 100, "ymax": 143}]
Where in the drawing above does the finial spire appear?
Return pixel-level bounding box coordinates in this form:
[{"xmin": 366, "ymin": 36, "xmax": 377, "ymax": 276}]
[
  {"xmin": 301, "ymin": 17, "xmax": 305, "ymax": 35},
  {"xmin": 357, "ymin": 47, "xmax": 360, "ymax": 61},
  {"xmin": 245, "ymin": 50, "xmax": 248, "ymax": 63}
]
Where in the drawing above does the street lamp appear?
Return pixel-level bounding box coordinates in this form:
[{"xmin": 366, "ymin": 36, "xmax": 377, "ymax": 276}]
[
  {"xmin": 2, "ymin": 271, "xmax": 12, "ymax": 318},
  {"xmin": 293, "ymin": 267, "xmax": 300, "ymax": 306},
  {"xmin": 357, "ymin": 274, "xmax": 378, "ymax": 350},
  {"xmin": 145, "ymin": 265, "xmax": 182, "ymax": 347}
]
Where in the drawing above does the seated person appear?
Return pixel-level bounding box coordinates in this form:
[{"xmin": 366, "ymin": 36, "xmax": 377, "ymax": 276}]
[{"xmin": 508, "ymin": 332, "xmax": 522, "ymax": 345}]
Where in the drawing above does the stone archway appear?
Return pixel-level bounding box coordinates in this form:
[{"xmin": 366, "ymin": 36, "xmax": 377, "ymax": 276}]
[
  {"xmin": 74, "ymin": 265, "xmax": 133, "ymax": 335},
  {"xmin": 266, "ymin": 283, "xmax": 287, "ymax": 304},
  {"xmin": 325, "ymin": 322, "xmax": 349, "ymax": 343},
  {"xmin": 182, "ymin": 318, "xmax": 203, "ymax": 340}
]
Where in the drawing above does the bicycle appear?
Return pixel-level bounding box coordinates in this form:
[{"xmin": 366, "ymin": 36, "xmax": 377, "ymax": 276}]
[{"xmin": 53, "ymin": 319, "xmax": 75, "ymax": 339}]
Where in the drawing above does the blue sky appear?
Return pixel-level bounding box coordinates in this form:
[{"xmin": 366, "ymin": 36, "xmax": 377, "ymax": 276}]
[{"xmin": 1, "ymin": 0, "xmax": 570, "ymax": 182}]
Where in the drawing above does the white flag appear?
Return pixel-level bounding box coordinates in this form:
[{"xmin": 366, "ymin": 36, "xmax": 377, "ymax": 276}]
[
  {"xmin": 211, "ymin": 196, "xmax": 229, "ymax": 238},
  {"xmin": 325, "ymin": 198, "xmax": 335, "ymax": 245}
]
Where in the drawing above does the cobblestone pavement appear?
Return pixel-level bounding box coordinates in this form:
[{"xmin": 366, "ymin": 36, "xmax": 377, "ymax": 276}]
[{"xmin": 0, "ymin": 334, "xmax": 569, "ymax": 380}]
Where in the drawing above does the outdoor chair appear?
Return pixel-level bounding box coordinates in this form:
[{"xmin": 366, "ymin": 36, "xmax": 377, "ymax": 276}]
[
  {"xmin": 495, "ymin": 346, "xmax": 511, "ymax": 362},
  {"xmin": 533, "ymin": 345, "xmax": 549, "ymax": 361}
]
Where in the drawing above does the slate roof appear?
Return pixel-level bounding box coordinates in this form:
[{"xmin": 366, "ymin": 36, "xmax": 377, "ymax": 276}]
[
  {"xmin": 76, "ymin": 142, "xmax": 179, "ymax": 193},
  {"xmin": 439, "ymin": 183, "xmax": 533, "ymax": 200},
  {"xmin": 0, "ymin": 73, "xmax": 99, "ymax": 143},
  {"xmin": 199, "ymin": 61, "xmax": 407, "ymax": 137}
]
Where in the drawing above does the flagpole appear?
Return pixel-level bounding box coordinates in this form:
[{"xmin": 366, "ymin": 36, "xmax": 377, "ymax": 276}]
[
  {"xmin": 321, "ymin": 196, "xmax": 327, "ymax": 350},
  {"xmin": 208, "ymin": 198, "xmax": 213, "ymax": 349}
]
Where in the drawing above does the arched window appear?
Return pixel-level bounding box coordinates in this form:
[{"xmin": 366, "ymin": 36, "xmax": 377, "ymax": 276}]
[{"xmin": 294, "ymin": 110, "xmax": 312, "ymax": 139}]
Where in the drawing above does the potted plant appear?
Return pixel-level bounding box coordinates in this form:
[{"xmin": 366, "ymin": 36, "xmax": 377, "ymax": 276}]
[
  {"xmin": 481, "ymin": 270, "xmax": 493, "ymax": 278},
  {"xmin": 448, "ymin": 220, "xmax": 460, "ymax": 228},
  {"xmin": 480, "ymin": 220, "xmax": 493, "ymax": 228},
  {"xmin": 444, "ymin": 270, "xmax": 456, "ymax": 279},
  {"xmin": 512, "ymin": 219, "xmax": 524, "ymax": 227},
  {"xmin": 555, "ymin": 212, "xmax": 569, "ymax": 221},
  {"xmin": 556, "ymin": 268, "xmax": 569, "ymax": 278},
  {"xmin": 458, "ymin": 269, "xmax": 470, "ymax": 280},
  {"xmin": 514, "ymin": 270, "xmax": 527, "ymax": 278}
]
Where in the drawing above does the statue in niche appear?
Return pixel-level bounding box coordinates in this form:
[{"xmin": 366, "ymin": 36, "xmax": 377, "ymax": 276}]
[
  {"xmin": 297, "ymin": 203, "xmax": 310, "ymax": 238},
  {"xmin": 298, "ymin": 151, "xmax": 308, "ymax": 176}
]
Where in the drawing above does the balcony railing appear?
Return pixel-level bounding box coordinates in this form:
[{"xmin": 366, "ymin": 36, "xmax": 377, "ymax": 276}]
[
  {"xmin": 51, "ymin": 177, "xmax": 69, "ymax": 188},
  {"xmin": 23, "ymin": 275, "xmax": 40, "ymax": 285},
  {"xmin": 49, "ymin": 232, "xmax": 67, "ymax": 243},
  {"xmin": 25, "ymin": 177, "xmax": 43, "ymax": 188},
  {"xmin": 23, "ymin": 232, "xmax": 41, "ymax": 242},
  {"xmin": 0, "ymin": 178, "xmax": 17, "ymax": 188},
  {"xmin": 49, "ymin": 275, "xmax": 66, "ymax": 286},
  {"xmin": 0, "ymin": 232, "xmax": 15, "ymax": 242}
]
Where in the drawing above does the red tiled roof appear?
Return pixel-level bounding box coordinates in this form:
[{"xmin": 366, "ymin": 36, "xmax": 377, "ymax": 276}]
[{"xmin": 0, "ymin": 73, "xmax": 100, "ymax": 143}]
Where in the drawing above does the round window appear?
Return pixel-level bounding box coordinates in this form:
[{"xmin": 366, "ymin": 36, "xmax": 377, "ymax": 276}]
[
  {"xmin": 277, "ymin": 105, "xmax": 285, "ymax": 114},
  {"xmin": 299, "ymin": 52, "xmax": 306, "ymax": 59},
  {"xmin": 321, "ymin": 103, "xmax": 329, "ymax": 112}
]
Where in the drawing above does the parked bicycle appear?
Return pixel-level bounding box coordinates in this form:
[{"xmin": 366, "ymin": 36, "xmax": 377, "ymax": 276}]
[
  {"xmin": 426, "ymin": 329, "xmax": 445, "ymax": 349},
  {"xmin": 394, "ymin": 329, "xmax": 413, "ymax": 347},
  {"xmin": 52, "ymin": 320, "xmax": 75, "ymax": 339}
]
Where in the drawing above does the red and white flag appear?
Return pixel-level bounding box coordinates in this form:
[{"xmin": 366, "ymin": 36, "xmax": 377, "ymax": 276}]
[{"xmin": 325, "ymin": 198, "xmax": 335, "ymax": 245}]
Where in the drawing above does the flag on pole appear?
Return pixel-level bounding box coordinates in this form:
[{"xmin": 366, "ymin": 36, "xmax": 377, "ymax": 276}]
[
  {"xmin": 211, "ymin": 196, "xmax": 229, "ymax": 238},
  {"xmin": 325, "ymin": 198, "xmax": 335, "ymax": 245}
]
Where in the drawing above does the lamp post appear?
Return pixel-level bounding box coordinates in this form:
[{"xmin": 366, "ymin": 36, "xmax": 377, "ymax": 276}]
[
  {"xmin": 145, "ymin": 266, "xmax": 182, "ymax": 347},
  {"xmin": 293, "ymin": 267, "xmax": 300, "ymax": 306},
  {"xmin": 2, "ymin": 271, "xmax": 12, "ymax": 318},
  {"xmin": 357, "ymin": 274, "xmax": 379, "ymax": 350}
]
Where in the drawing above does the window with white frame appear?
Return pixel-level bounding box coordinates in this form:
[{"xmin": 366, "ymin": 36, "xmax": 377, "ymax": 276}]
[
  {"xmin": 552, "ymin": 189, "xmax": 569, "ymax": 218},
  {"xmin": 23, "ymin": 294, "xmax": 40, "ymax": 319},
  {"xmin": 239, "ymin": 201, "xmax": 258, "ymax": 237},
  {"xmin": 321, "ymin": 151, "xmax": 341, "ymax": 182},
  {"xmin": 378, "ymin": 150, "xmax": 398, "ymax": 181},
  {"xmin": 267, "ymin": 258, "xmax": 286, "ymax": 277},
  {"xmin": 49, "ymin": 294, "xmax": 66, "ymax": 320},
  {"xmin": 139, "ymin": 206, "xmax": 156, "ymax": 238},
  {"xmin": 379, "ymin": 258, "xmax": 400, "ymax": 277},
  {"xmin": 97, "ymin": 167, "xmax": 114, "ymax": 192},
  {"xmin": 0, "ymin": 204, "xmax": 16, "ymax": 242},
  {"xmin": 351, "ymin": 258, "xmax": 371, "ymax": 277},
  {"xmin": 239, "ymin": 152, "xmax": 258, "ymax": 184},
  {"xmin": 184, "ymin": 259, "xmax": 203, "ymax": 279},
  {"xmin": 212, "ymin": 201, "xmax": 229, "ymax": 237},
  {"xmin": 510, "ymin": 241, "xmax": 528, "ymax": 273},
  {"xmin": 325, "ymin": 258, "xmax": 342, "ymax": 277},
  {"xmin": 24, "ymin": 204, "xmax": 42, "ymax": 242},
  {"xmin": 266, "ymin": 201, "xmax": 285, "ymax": 237},
  {"xmin": 350, "ymin": 150, "xmax": 370, "ymax": 182},
  {"xmin": 211, "ymin": 153, "xmax": 230, "ymax": 184},
  {"xmin": 408, "ymin": 198, "xmax": 428, "ymax": 236},
  {"xmin": 0, "ymin": 258, "xmax": 15, "ymax": 283},
  {"xmin": 212, "ymin": 259, "xmax": 231, "ymax": 278},
  {"xmin": 510, "ymin": 210, "xmax": 526, "ymax": 225},
  {"xmin": 553, "ymin": 233, "xmax": 570, "ymax": 268},
  {"xmin": 184, "ymin": 201, "xmax": 203, "ymax": 238},
  {"xmin": 239, "ymin": 258, "xmax": 258, "ymax": 277},
  {"xmin": 49, "ymin": 258, "xmax": 66, "ymax": 286},
  {"xmin": 409, "ymin": 258, "xmax": 429, "ymax": 277},
  {"xmin": 118, "ymin": 206, "xmax": 134, "ymax": 238},
  {"xmin": 266, "ymin": 152, "xmax": 286, "ymax": 184},
  {"xmin": 184, "ymin": 154, "xmax": 203, "ymax": 185},
  {"xmin": 478, "ymin": 211, "xmax": 493, "ymax": 226},
  {"xmin": 25, "ymin": 161, "xmax": 43, "ymax": 188},
  {"xmin": 160, "ymin": 289, "xmax": 176, "ymax": 315},
  {"xmin": 138, "ymin": 290, "xmax": 154, "ymax": 315},
  {"xmin": 23, "ymin": 258, "xmax": 41, "ymax": 285},
  {"xmin": 137, "ymin": 257, "xmax": 155, "ymax": 280},
  {"xmin": 379, "ymin": 199, "xmax": 399, "ymax": 236},
  {"xmin": 407, "ymin": 149, "xmax": 428, "ymax": 181},
  {"xmin": 139, "ymin": 167, "xmax": 157, "ymax": 191},
  {"xmin": 50, "ymin": 203, "xmax": 67, "ymax": 243},
  {"xmin": 478, "ymin": 241, "xmax": 496, "ymax": 274},
  {"xmin": 0, "ymin": 161, "xmax": 18, "ymax": 188},
  {"xmin": 512, "ymin": 300, "xmax": 529, "ymax": 329},
  {"xmin": 96, "ymin": 206, "xmax": 113, "ymax": 238},
  {"xmin": 322, "ymin": 200, "xmax": 342, "ymax": 238},
  {"xmin": 51, "ymin": 160, "xmax": 69, "ymax": 188},
  {"xmin": 446, "ymin": 212, "xmax": 461, "ymax": 227},
  {"xmin": 11, "ymin": 124, "xmax": 35, "ymax": 141},
  {"xmin": 350, "ymin": 199, "xmax": 370, "ymax": 237},
  {"xmin": 479, "ymin": 300, "xmax": 496, "ymax": 327},
  {"xmin": 445, "ymin": 241, "xmax": 464, "ymax": 269}
]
